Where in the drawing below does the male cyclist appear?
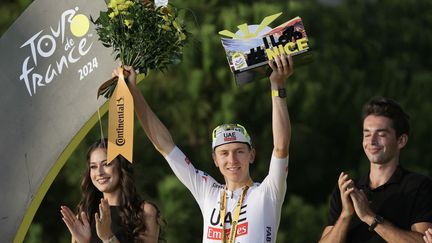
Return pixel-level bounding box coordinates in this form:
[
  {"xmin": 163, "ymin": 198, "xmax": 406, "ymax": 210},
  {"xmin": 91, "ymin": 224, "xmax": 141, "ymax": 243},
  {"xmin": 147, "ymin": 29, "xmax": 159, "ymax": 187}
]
[{"xmin": 114, "ymin": 54, "xmax": 294, "ymax": 242}]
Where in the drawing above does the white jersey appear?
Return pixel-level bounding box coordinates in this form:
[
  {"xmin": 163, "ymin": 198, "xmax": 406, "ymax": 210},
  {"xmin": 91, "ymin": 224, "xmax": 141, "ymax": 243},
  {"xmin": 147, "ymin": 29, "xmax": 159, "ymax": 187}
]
[{"xmin": 165, "ymin": 146, "xmax": 289, "ymax": 243}]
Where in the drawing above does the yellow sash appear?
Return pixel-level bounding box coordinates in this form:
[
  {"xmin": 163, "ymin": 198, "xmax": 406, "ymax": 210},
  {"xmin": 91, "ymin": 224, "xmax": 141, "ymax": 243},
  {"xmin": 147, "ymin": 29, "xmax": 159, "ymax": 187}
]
[
  {"xmin": 107, "ymin": 68, "xmax": 134, "ymax": 163},
  {"xmin": 219, "ymin": 179, "xmax": 253, "ymax": 243}
]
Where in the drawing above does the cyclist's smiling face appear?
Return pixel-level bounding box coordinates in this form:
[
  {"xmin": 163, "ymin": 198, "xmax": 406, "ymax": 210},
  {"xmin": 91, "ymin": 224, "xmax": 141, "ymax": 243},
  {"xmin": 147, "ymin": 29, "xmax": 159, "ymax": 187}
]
[{"xmin": 213, "ymin": 142, "xmax": 255, "ymax": 190}]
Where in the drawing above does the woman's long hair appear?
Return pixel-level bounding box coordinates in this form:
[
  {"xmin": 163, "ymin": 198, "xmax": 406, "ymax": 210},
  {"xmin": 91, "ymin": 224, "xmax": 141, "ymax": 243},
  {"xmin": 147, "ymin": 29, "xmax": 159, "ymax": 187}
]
[{"xmin": 76, "ymin": 139, "xmax": 159, "ymax": 242}]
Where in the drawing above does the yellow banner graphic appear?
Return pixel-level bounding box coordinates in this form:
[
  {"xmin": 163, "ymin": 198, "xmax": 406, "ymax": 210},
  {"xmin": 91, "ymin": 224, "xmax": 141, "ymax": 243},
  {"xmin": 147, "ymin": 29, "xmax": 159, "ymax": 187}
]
[{"xmin": 107, "ymin": 73, "xmax": 134, "ymax": 163}]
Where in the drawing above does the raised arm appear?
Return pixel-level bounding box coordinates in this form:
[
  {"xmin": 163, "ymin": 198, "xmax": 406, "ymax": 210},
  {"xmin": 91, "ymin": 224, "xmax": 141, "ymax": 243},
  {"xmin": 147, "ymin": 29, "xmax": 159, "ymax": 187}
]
[
  {"xmin": 115, "ymin": 67, "xmax": 218, "ymax": 203},
  {"xmin": 268, "ymin": 54, "xmax": 293, "ymax": 158},
  {"xmin": 113, "ymin": 66, "xmax": 175, "ymax": 156}
]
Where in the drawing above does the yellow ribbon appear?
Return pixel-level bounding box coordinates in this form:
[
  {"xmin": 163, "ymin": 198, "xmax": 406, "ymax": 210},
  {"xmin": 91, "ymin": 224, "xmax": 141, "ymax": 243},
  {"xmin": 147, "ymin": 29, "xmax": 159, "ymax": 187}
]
[
  {"xmin": 107, "ymin": 68, "xmax": 134, "ymax": 163},
  {"xmin": 219, "ymin": 179, "xmax": 253, "ymax": 243}
]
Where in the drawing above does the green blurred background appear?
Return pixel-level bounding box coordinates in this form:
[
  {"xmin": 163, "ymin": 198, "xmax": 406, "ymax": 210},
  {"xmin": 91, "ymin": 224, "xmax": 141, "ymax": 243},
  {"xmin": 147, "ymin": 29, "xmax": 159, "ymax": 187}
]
[{"xmin": 2, "ymin": 0, "xmax": 432, "ymax": 242}]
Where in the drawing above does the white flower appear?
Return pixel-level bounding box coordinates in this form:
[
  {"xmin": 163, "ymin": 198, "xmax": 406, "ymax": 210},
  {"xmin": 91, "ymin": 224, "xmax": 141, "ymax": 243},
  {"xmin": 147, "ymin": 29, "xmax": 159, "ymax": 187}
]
[{"xmin": 155, "ymin": 0, "xmax": 168, "ymax": 7}]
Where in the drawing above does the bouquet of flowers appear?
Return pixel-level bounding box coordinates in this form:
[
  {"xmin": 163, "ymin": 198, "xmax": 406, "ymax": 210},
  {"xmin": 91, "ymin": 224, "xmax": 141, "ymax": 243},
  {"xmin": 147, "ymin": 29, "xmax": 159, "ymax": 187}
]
[{"xmin": 93, "ymin": 0, "xmax": 188, "ymax": 98}]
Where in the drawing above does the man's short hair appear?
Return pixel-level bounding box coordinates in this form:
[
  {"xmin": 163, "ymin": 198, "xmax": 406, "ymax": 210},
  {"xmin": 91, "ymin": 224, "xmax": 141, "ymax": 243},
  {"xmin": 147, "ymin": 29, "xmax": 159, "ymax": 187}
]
[{"xmin": 362, "ymin": 96, "xmax": 410, "ymax": 138}]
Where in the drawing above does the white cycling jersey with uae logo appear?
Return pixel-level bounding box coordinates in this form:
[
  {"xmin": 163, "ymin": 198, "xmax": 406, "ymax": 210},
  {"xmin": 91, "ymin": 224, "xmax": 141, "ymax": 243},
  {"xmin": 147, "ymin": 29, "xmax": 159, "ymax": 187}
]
[{"xmin": 165, "ymin": 146, "xmax": 289, "ymax": 243}]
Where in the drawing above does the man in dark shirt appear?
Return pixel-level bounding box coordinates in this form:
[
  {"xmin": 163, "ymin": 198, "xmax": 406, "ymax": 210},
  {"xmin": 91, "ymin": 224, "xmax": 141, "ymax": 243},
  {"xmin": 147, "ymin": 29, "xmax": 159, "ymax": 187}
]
[{"xmin": 319, "ymin": 97, "xmax": 432, "ymax": 243}]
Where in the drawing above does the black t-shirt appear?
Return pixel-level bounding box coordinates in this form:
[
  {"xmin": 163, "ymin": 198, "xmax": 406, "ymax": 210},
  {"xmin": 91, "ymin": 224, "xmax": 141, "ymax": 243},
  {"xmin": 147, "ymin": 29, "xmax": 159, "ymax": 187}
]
[
  {"xmin": 90, "ymin": 206, "xmax": 128, "ymax": 243},
  {"xmin": 327, "ymin": 166, "xmax": 432, "ymax": 243}
]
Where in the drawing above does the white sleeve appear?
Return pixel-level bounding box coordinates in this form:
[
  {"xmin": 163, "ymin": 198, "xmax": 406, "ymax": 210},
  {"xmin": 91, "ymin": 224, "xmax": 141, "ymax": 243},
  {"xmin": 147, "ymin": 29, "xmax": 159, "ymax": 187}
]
[
  {"xmin": 260, "ymin": 155, "xmax": 289, "ymax": 202},
  {"xmin": 164, "ymin": 146, "xmax": 219, "ymax": 207}
]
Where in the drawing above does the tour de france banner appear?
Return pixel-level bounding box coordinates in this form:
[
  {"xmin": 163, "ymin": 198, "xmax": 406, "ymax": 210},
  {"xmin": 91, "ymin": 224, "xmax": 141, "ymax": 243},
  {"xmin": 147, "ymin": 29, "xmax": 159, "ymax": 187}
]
[{"xmin": 0, "ymin": 0, "xmax": 118, "ymax": 242}]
